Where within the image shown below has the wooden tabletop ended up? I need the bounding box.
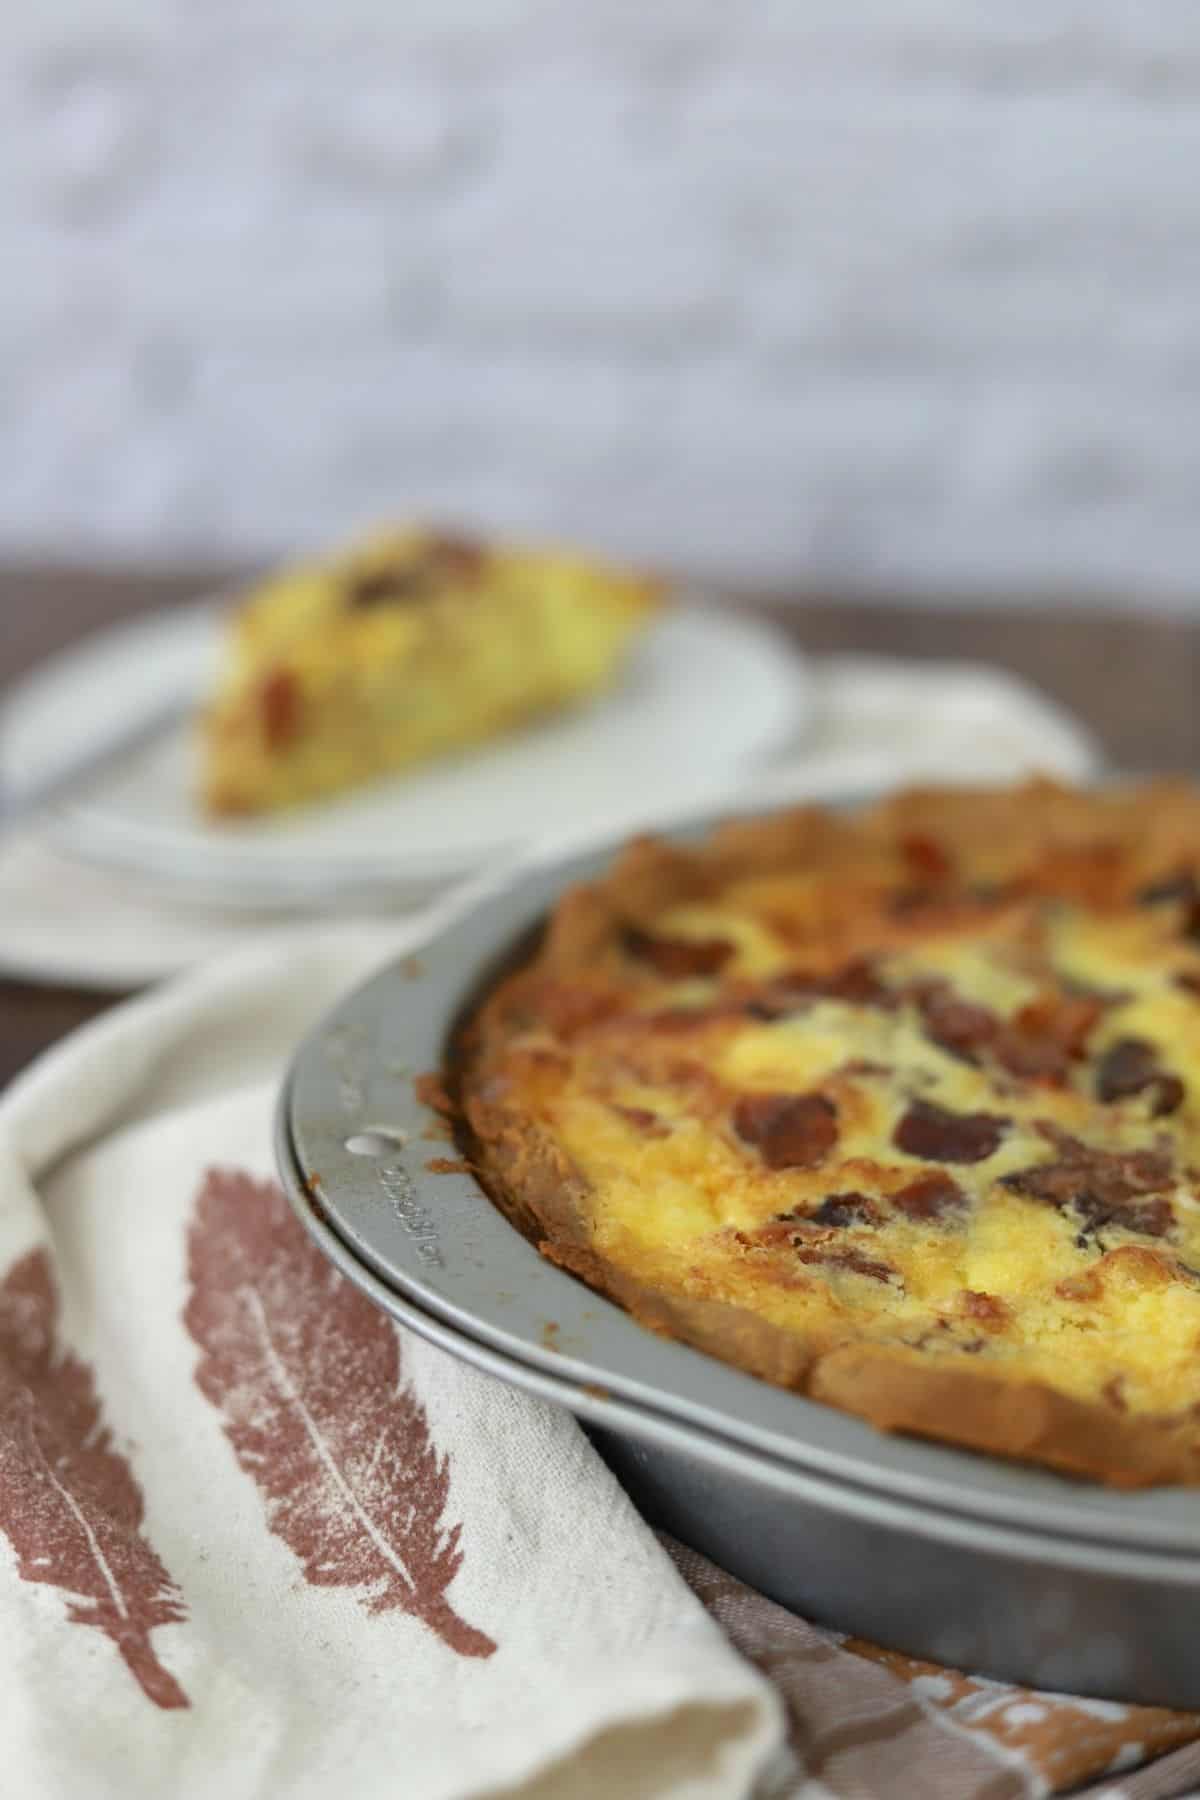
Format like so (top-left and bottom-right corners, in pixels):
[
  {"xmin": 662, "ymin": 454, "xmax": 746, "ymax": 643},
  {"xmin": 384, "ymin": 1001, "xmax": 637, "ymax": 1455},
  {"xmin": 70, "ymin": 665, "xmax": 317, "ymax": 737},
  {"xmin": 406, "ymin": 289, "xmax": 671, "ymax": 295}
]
[{"xmin": 2, "ymin": 563, "xmax": 1196, "ymax": 1089}]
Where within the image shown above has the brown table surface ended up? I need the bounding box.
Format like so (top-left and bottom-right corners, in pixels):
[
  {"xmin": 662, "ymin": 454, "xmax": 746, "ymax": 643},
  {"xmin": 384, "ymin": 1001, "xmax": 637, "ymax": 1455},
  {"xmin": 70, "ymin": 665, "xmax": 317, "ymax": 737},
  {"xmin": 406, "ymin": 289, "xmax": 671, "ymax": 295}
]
[{"xmin": 2, "ymin": 563, "xmax": 1197, "ymax": 1090}]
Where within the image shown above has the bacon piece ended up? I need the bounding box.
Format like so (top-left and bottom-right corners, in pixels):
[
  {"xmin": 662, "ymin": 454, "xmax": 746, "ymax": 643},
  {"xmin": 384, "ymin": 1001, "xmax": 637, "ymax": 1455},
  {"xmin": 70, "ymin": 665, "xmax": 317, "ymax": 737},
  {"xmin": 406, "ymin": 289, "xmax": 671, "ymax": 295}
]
[
  {"xmin": 990, "ymin": 1033, "xmax": 1070, "ymax": 1083},
  {"xmin": 892, "ymin": 1170, "xmax": 967, "ymax": 1221},
  {"xmin": 260, "ymin": 668, "xmax": 300, "ymax": 749},
  {"xmin": 1095, "ymin": 1037, "xmax": 1185, "ymax": 1117},
  {"xmin": 609, "ymin": 1104, "xmax": 670, "ymax": 1138},
  {"xmin": 899, "ymin": 833, "xmax": 954, "ymax": 881},
  {"xmin": 794, "ymin": 1245, "xmax": 896, "ymax": 1284},
  {"xmin": 1012, "ymin": 993, "xmax": 1103, "ymax": 1060},
  {"xmin": 889, "ymin": 881, "xmax": 1017, "ymax": 917},
  {"xmin": 1001, "ymin": 1126, "xmax": 1174, "ymax": 1239},
  {"xmin": 733, "ymin": 1092, "xmax": 838, "ymax": 1170},
  {"xmin": 745, "ymin": 957, "xmax": 893, "ymax": 1020},
  {"xmin": 915, "ymin": 981, "xmax": 1099, "ymax": 1082},
  {"xmin": 890, "ymin": 860, "xmax": 1024, "ymax": 920},
  {"xmin": 348, "ymin": 565, "xmax": 431, "ymax": 607},
  {"xmin": 1044, "ymin": 1123, "xmax": 1171, "ymax": 1188},
  {"xmin": 960, "ymin": 1290, "xmax": 1011, "ymax": 1330},
  {"xmin": 827, "ymin": 1248, "xmax": 896, "ymax": 1283},
  {"xmin": 893, "ymin": 1099, "xmax": 1008, "ymax": 1165},
  {"xmin": 1153, "ymin": 1077, "xmax": 1185, "ymax": 1120},
  {"xmin": 821, "ymin": 958, "xmax": 895, "ymax": 1005},
  {"xmin": 742, "ymin": 995, "xmax": 790, "ymax": 1022},
  {"xmin": 809, "ymin": 1192, "xmax": 882, "ymax": 1229},
  {"xmin": 348, "ymin": 534, "xmax": 486, "ymax": 607},
  {"xmin": 622, "ymin": 927, "xmax": 734, "ymax": 979},
  {"xmin": 917, "ymin": 986, "xmax": 997, "ymax": 1065},
  {"xmin": 427, "ymin": 531, "xmax": 487, "ymax": 579},
  {"xmin": 1058, "ymin": 973, "xmax": 1132, "ymax": 1006},
  {"xmin": 1074, "ymin": 1191, "xmax": 1174, "ymax": 1240},
  {"xmin": 1137, "ymin": 869, "xmax": 1199, "ymax": 906},
  {"xmin": 1096, "ymin": 1037, "xmax": 1159, "ymax": 1100},
  {"xmin": 642, "ymin": 1007, "xmax": 725, "ymax": 1034},
  {"xmin": 989, "ymin": 992, "xmax": 1104, "ymax": 1084},
  {"xmin": 969, "ymin": 879, "xmax": 1023, "ymax": 904},
  {"xmin": 887, "ymin": 887, "xmax": 940, "ymax": 916},
  {"xmin": 741, "ymin": 1215, "xmax": 895, "ymax": 1284}
]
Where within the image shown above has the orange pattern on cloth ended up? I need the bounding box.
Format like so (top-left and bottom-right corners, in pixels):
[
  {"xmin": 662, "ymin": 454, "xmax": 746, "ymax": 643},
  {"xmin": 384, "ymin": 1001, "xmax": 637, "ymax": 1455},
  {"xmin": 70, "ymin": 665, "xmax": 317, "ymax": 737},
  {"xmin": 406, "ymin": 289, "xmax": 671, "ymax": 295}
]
[
  {"xmin": 665, "ymin": 1536, "xmax": 1200, "ymax": 1798},
  {"xmin": 850, "ymin": 1641, "xmax": 1200, "ymax": 1796}
]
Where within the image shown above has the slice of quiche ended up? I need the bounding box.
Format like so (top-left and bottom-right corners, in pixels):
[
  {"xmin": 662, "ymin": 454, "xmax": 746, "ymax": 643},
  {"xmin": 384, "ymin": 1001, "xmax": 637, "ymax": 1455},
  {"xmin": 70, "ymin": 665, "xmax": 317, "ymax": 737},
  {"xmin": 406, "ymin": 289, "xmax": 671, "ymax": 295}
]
[{"xmin": 199, "ymin": 525, "xmax": 663, "ymax": 815}]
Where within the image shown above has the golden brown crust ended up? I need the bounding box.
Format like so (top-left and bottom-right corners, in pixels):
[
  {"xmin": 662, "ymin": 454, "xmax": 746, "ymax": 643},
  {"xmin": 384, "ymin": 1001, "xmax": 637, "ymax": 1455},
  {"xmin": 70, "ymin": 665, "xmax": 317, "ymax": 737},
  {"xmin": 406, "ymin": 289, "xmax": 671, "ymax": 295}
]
[
  {"xmin": 455, "ymin": 780, "xmax": 1200, "ymax": 1486},
  {"xmin": 807, "ymin": 1346, "xmax": 1200, "ymax": 1489},
  {"xmin": 463, "ymin": 1074, "xmax": 817, "ymax": 1391}
]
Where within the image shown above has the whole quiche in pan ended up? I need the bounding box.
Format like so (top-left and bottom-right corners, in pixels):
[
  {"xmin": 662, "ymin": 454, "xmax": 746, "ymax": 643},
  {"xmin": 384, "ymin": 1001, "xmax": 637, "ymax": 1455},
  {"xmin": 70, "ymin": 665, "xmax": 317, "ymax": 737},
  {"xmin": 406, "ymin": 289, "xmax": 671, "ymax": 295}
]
[{"xmin": 458, "ymin": 781, "xmax": 1200, "ymax": 1487}]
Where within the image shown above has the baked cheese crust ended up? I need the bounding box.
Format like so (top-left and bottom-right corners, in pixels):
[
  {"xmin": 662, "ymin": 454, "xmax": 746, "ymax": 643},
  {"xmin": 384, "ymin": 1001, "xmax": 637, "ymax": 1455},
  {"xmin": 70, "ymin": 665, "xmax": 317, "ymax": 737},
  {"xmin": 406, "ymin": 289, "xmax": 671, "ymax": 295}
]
[{"xmin": 458, "ymin": 781, "xmax": 1200, "ymax": 1486}]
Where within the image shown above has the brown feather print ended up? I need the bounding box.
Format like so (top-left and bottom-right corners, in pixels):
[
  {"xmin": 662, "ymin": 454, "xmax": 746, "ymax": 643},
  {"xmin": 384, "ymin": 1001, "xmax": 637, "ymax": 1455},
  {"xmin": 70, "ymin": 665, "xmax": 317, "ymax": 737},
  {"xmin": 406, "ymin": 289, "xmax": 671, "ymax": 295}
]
[
  {"xmin": 185, "ymin": 1170, "xmax": 496, "ymax": 1659},
  {"xmin": 0, "ymin": 1248, "xmax": 189, "ymax": 1708}
]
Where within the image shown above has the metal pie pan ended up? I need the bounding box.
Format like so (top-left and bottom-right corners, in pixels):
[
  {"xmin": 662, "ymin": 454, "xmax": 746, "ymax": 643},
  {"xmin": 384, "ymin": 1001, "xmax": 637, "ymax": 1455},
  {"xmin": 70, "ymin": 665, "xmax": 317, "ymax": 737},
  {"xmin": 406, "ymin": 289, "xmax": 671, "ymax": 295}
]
[{"xmin": 277, "ymin": 813, "xmax": 1200, "ymax": 1704}]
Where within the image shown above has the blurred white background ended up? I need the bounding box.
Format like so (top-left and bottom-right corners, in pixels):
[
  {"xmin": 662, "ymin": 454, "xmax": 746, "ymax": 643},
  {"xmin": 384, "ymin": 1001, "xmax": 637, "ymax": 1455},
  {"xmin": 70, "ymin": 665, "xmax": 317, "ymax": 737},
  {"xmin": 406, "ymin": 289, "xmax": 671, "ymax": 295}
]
[{"xmin": 5, "ymin": 2, "xmax": 1200, "ymax": 607}]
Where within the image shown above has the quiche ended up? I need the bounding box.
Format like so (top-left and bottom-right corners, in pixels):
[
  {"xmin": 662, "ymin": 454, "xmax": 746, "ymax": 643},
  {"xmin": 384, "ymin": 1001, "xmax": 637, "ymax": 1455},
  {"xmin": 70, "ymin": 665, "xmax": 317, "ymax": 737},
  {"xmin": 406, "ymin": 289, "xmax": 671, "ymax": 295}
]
[
  {"xmin": 458, "ymin": 780, "xmax": 1200, "ymax": 1487},
  {"xmin": 200, "ymin": 524, "xmax": 662, "ymax": 815}
]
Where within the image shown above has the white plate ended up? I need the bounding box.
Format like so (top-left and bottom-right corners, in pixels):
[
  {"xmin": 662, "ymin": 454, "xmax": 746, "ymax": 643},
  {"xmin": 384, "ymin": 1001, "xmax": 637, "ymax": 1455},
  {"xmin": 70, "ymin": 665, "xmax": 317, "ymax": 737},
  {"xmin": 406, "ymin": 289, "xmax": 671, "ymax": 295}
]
[{"xmin": 0, "ymin": 598, "xmax": 810, "ymax": 911}]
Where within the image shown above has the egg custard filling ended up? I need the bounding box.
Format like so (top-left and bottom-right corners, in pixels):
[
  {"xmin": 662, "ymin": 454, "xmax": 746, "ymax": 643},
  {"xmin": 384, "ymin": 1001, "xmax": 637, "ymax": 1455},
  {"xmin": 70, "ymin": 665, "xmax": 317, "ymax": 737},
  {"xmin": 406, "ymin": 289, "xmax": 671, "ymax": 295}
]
[{"xmin": 458, "ymin": 781, "xmax": 1200, "ymax": 1486}]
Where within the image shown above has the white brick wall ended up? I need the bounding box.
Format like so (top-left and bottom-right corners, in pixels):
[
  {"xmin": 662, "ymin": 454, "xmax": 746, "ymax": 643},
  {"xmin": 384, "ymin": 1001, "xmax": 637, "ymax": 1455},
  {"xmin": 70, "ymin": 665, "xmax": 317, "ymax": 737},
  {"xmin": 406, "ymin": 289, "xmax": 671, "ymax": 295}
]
[{"xmin": 5, "ymin": 1, "xmax": 1200, "ymax": 607}]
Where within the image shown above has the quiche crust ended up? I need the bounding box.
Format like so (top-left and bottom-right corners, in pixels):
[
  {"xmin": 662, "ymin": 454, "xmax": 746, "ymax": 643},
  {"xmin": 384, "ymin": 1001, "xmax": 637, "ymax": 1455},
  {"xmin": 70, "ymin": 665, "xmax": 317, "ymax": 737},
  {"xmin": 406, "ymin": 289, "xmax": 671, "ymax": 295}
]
[{"xmin": 456, "ymin": 781, "xmax": 1200, "ymax": 1486}]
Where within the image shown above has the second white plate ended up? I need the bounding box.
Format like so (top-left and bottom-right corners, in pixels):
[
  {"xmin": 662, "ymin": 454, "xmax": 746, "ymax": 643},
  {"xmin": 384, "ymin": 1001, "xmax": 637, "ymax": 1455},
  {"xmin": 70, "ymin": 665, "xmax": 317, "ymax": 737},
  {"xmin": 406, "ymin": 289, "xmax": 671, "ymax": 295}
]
[{"xmin": 1, "ymin": 598, "xmax": 811, "ymax": 911}]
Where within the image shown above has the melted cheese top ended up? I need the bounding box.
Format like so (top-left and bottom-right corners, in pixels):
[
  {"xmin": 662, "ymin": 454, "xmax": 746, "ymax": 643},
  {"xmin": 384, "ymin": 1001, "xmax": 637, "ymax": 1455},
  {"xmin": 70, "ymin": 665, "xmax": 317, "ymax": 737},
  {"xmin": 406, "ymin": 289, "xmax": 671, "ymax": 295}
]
[{"xmin": 503, "ymin": 857, "xmax": 1200, "ymax": 1420}]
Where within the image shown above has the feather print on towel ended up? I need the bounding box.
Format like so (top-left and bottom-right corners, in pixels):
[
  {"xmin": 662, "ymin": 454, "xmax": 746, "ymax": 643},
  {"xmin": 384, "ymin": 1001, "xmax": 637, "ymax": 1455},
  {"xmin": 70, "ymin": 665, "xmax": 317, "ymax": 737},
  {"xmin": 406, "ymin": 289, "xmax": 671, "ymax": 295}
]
[
  {"xmin": 184, "ymin": 1170, "xmax": 496, "ymax": 1659},
  {"xmin": 0, "ymin": 1248, "xmax": 189, "ymax": 1708}
]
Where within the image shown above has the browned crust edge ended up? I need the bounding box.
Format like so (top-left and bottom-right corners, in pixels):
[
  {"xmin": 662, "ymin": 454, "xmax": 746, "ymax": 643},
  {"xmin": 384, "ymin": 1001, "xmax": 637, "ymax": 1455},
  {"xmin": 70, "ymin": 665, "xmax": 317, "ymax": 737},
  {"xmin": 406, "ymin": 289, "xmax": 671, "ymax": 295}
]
[{"xmin": 454, "ymin": 781, "xmax": 1200, "ymax": 1488}]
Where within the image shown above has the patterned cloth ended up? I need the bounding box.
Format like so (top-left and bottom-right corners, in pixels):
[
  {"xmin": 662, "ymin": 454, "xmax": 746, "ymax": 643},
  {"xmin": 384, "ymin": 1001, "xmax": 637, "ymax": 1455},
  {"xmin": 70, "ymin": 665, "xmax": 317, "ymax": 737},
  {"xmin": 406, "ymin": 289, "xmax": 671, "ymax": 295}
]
[{"xmin": 669, "ymin": 1541, "xmax": 1200, "ymax": 1798}]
